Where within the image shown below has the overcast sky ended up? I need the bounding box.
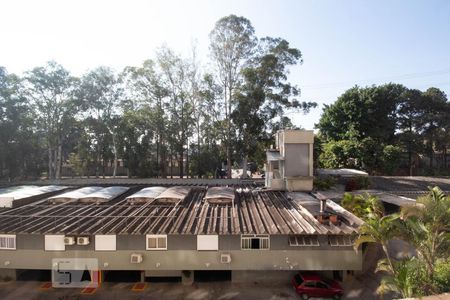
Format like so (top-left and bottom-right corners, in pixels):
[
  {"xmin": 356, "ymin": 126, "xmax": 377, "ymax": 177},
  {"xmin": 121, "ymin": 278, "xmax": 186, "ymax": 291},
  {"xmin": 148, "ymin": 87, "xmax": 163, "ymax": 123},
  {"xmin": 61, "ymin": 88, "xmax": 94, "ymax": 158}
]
[{"xmin": 1, "ymin": 0, "xmax": 449, "ymax": 130}]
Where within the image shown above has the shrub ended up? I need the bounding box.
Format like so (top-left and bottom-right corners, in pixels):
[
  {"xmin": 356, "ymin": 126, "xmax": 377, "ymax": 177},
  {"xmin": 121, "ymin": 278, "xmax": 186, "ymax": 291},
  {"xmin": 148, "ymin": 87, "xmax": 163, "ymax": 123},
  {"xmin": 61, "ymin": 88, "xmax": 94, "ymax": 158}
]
[{"xmin": 313, "ymin": 176, "xmax": 337, "ymax": 190}]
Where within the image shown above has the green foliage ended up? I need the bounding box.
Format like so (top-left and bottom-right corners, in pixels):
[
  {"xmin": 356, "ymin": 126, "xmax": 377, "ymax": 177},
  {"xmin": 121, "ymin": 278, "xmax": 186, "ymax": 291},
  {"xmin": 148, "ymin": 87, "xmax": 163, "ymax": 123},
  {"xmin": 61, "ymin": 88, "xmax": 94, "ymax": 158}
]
[
  {"xmin": 319, "ymin": 140, "xmax": 361, "ymax": 169},
  {"xmin": 341, "ymin": 192, "xmax": 383, "ymax": 219},
  {"xmin": 376, "ymin": 257, "xmax": 428, "ymax": 298},
  {"xmin": 434, "ymin": 258, "xmax": 450, "ymax": 293},
  {"xmin": 313, "ymin": 176, "xmax": 336, "ymax": 190},
  {"xmin": 317, "ymin": 84, "xmax": 450, "ymax": 175},
  {"xmin": 355, "ymin": 187, "xmax": 450, "ymax": 298}
]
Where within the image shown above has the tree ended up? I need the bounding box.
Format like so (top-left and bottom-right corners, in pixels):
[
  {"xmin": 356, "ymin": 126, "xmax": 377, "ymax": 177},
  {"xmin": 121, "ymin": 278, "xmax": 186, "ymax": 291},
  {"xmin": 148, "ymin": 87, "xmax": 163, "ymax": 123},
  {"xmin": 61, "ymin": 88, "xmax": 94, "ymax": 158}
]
[
  {"xmin": 122, "ymin": 60, "xmax": 169, "ymax": 177},
  {"xmin": 209, "ymin": 14, "xmax": 257, "ymax": 178},
  {"xmin": 78, "ymin": 67, "xmax": 122, "ymax": 177},
  {"xmin": 232, "ymin": 37, "xmax": 316, "ymax": 177},
  {"xmin": 24, "ymin": 61, "xmax": 78, "ymax": 179},
  {"xmin": 157, "ymin": 46, "xmax": 194, "ymax": 178},
  {"xmin": 0, "ymin": 67, "xmax": 42, "ymax": 179},
  {"xmin": 399, "ymin": 186, "xmax": 450, "ymax": 292}
]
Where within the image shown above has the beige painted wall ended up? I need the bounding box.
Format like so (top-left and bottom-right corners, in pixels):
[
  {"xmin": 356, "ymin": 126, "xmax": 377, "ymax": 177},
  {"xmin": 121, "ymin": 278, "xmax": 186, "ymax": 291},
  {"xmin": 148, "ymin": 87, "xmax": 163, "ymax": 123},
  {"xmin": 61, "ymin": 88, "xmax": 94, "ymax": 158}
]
[{"xmin": 0, "ymin": 249, "xmax": 361, "ymax": 271}]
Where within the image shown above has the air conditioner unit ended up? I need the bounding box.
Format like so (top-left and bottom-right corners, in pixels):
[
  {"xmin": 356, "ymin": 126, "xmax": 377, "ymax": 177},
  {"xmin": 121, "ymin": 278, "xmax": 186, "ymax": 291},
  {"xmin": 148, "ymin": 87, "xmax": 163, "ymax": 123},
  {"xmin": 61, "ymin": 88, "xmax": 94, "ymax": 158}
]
[
  {"xmin": 77, "ymin": 237, "xmax": 90, "ymax": 245},
  {"xmin": 130, "ymin": 253, "xmax": 143, "ymax": 264},
  {"xmin": 64, "ymin": 236, "xmax": 75, "ymax": 245},
  {"xmin": 220, "ymin": 253, "xmax": 231, "ymax": 264}
]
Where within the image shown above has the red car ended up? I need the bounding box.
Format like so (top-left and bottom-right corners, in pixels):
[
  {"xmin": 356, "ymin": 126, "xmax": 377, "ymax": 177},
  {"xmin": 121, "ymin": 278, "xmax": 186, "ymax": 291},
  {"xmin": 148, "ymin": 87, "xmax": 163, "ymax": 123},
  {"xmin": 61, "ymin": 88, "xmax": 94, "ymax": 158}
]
[{"xmin": 292, "ymin": 272, "xmax": 343, "ymax": 299}]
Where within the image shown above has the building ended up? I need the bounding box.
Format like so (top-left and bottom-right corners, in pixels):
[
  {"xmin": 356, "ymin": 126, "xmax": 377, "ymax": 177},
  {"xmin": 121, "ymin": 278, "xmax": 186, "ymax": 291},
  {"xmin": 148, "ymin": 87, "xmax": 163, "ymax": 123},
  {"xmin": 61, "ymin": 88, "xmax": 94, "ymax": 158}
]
[
  {"xmin": 0, "ymin": 183, "xmax": 362, "ymax": 284},
  {"xmin": 265, "ymin": 130, "xmax": 314, "ymax": 191}
]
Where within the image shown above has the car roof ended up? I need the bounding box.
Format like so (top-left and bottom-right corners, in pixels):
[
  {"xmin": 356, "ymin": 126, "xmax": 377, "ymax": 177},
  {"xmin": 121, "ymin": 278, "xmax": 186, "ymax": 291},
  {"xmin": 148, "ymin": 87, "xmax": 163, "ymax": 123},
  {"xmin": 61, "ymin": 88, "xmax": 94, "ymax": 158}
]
[{"xmin": 299, "ymin": 273, "xmax": 322, "ymax": 281}]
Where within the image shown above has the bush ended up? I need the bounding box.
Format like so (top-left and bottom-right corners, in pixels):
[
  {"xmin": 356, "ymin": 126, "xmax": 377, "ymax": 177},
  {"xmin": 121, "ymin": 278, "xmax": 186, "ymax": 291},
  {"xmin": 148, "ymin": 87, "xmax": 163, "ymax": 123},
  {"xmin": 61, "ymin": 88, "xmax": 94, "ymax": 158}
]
[
  {"xmin": 313, "ymin": 176, "xmax": 337, "ymax": 190},
  {"xmin": 434, "ymin": 259, "xmax": 450, "ymax": 293},
  {"xmin": 345, "ymin": 176, "xmax": 370, "ymax": 191}
]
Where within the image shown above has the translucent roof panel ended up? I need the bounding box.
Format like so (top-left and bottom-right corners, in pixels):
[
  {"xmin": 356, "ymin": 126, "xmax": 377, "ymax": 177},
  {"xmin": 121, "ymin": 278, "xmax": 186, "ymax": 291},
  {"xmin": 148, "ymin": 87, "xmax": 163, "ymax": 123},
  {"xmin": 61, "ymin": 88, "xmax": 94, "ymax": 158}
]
[
  {"xmin": 155, "ymin": 186, "xmax": 191, "ymax": 204},
  {"xmin": 126, "ymin": 186, "xmax": 167, "ymax": 204},
  {"xmin": 0, "ymin": 185, "xmax": 68, "ymax": 208},
  {"xmin": 79, "ymin": 186, "xmax": 129, "ymax": 203},
  {"xmin": 48, "ymin": 186, "xmax": 103, "ymax": 203},
  {"xmin": 204, "ymin": 187, "xmax": 235, "ymax": 204},
  {"xmin": 0, "ymin": 185, "xmax": 39, "ymax": 195}
]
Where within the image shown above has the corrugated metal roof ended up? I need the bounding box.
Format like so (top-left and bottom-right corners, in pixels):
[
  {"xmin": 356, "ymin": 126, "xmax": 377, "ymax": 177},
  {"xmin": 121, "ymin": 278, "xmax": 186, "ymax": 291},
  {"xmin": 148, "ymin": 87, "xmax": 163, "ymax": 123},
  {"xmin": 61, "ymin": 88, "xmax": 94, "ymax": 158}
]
[
  {"xmin": 0, "ymin": 187, "xmax": 360, "ymax": 235},
  {"xmin": 126, "ymin": 186, "xmax": 167, "ymax": 204}
]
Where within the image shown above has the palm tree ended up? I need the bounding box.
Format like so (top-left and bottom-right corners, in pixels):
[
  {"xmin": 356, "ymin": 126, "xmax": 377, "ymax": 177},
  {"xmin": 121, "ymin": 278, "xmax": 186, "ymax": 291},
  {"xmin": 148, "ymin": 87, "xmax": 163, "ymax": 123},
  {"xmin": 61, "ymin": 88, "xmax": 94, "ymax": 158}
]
[
  {"xmin": 375, "ymin": 257, "xmax": 426, "ymax": 298},
  {"xmin": 398, "ymin": 186, "xmax": 450, "ymax": 292},
  {"xmin": 354, "ymin": 214, "xmax": 400, "ymax": 274}
]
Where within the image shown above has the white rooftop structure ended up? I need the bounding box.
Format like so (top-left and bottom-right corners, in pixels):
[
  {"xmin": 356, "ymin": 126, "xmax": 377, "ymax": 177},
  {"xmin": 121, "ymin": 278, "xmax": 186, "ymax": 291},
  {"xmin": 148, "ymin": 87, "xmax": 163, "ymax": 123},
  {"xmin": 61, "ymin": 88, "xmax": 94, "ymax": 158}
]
[
  {"xmin": 0, "ymin": 185, "xmax": 68, "ymax": 208},
  {"xmin": 79, "ymin": 186, "xmax": 129, "ymax": 203},
  {"xmin": 155, "ymin": 186, "xmax": 191, "ymax": 204},
  {"xmin": 48, "ymin": 186, "xmax": 103, "ymax": 203},
  {"xmin": 316, "ymin": 168, "xmax": 368, "ymax": 177},
  {"xmin": 126, "ymin": 186, "xmax": 167, "ymax": 204}
]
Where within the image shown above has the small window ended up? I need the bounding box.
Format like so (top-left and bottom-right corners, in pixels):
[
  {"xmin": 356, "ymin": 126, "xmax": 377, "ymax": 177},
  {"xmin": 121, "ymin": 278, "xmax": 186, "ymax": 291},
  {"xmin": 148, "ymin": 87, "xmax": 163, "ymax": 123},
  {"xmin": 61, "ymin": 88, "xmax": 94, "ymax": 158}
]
[
  {"xmin": 328, "ymin": 235, "xmax": 355, "ymax": 246},
  {"xmin": 0, "ymin": 234, "xmax": 16, "ymax": 250},
  {"xmin": 289, "ymin": 235, "xmax": 320, "ymax": 246},
  {"xmin": 241, "ymin": 234, "xmax": 269, "ymax": 250},
  {"xmin": 317, "ymin": 281, "xmax": 329, "ymax": 289},
  {"xmin": 304, "ymin": 281, "xmax": 315, "ymax": 287},
  {"xmin": 146, "ymin": 235, "xmax": 167, "ymax": 250}
]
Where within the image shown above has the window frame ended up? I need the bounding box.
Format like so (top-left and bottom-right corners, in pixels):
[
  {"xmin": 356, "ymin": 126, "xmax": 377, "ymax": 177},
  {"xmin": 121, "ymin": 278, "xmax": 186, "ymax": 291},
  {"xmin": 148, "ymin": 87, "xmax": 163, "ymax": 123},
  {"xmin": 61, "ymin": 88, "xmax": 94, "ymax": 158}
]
[
  {"xmin": 328, "ymin": 235, "xmax": 355, "ymax": 246},
  {"xmin": 289, "ymin": 235, "xmax": 320, "ymax": 247},
  {"xmin": 241, "ymin": 234, "xmax": 270, "ymax": 250},
  {"xmin": 146, "ymin": 234, "xmax": 167, "ymax": 250},
  {"xmin": 0, "ymin": 234, "xmax": 16, "ymax": 250}
]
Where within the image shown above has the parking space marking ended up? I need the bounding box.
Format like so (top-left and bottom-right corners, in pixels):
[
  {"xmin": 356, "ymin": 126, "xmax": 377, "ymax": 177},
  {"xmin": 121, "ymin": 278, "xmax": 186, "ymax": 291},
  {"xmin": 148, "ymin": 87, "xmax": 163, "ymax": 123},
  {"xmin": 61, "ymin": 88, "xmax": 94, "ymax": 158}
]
[
  {"xmin": 131, "ymin": 283, "xmax": 147, "ymax": 292},
  {"xmin": 81, "ymin": 287, "xmax": 97, "ymax": 295},
  {"xmin": 39, "ymin": 282, "xmax": 52, "ymax": 290}
]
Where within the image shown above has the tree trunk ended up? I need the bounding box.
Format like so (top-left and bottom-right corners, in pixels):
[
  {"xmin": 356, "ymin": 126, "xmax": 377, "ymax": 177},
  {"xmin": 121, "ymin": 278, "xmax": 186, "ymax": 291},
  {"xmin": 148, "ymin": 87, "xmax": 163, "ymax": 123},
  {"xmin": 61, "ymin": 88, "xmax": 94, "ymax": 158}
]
[
  {"xmin": 111, "ymin": 132, "xmax": 118, "ymax": 178},
  {"xmin": 242, "ymin": 155, "xmax": 248, "ymax": 179},
  {"xmin": 55, "ymin": 142, "xmax": 62, "ymax": 179},
  {"xmin": 48, "ymin": 145, "xmax": 54, "ymax": 180}
]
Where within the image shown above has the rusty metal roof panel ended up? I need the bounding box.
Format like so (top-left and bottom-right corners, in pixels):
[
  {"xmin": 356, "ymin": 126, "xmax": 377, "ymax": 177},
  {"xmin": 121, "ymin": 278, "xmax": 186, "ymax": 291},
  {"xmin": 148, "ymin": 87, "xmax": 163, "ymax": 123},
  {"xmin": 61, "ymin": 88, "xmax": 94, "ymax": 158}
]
[{"xmin": 0, "ymin": 186, "xmax": 361, "ymax": 236}]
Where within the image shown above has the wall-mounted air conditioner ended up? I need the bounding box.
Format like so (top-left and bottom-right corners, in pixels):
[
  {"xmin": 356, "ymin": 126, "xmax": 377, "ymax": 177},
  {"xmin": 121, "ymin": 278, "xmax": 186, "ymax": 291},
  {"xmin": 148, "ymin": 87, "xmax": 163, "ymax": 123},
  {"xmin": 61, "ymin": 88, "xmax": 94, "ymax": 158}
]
[
  {"xmin": 77, "ymin": 237, "xmax": 90, "ymax": 245},
  {"xmin": 130, "ymin": 253, "xmax": 143, "ymax": 264},
  {"xmin": 220, "ymin": 253, "xmax": 231, "ymax": 264},
  {"xmin": 64, "ymin": 236, "xmax": 75, "ymax": 245}
]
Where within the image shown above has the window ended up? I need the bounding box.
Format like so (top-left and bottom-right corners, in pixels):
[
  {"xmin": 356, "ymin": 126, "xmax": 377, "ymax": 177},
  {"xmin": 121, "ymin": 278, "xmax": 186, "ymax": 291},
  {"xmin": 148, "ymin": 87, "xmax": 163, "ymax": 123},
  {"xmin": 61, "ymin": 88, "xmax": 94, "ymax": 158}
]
[
  {"xmin": 45, "ymin": 235, "xmax": 65, "ymax": 251},
  {"xmin": 0, "ymin": 234, "xmax": 16, "ymax": 250},
  {"xmin": 146, "ymin": 235, "xmax": 167, "ymax": 250},
  {"xmin": 197, "ymin": 235, "xmax": 218, "ymax": 251},
  {"xmin": 95, "ymin": 235, "xmax": 116, "ymax": 251},
  {"xmin": 289, "ymin": 235, "xmax": 320, "ymax": 246},
  {"xmin": 241, "ymin": 234, "xmax": 269, "ymax": 250},
  {"xmin": 328, "ymin": 235, "xmax": 355, "ymax": 246}
]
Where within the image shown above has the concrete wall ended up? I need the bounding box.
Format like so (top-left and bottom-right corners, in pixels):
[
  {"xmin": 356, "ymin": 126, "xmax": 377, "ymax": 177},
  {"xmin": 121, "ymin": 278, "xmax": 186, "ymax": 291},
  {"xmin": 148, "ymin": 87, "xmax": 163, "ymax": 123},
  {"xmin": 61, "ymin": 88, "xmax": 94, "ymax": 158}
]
[
  {"xmin": 12, "ymin": 234, "xmax": 353, "ymax": 252},
  {"xmin": 285, "ymin": 144, "xmax": 310, "ymax": 177},
  {"xmin": 0, "ymin": 249, "xmax": 362, "ymax": 271}
]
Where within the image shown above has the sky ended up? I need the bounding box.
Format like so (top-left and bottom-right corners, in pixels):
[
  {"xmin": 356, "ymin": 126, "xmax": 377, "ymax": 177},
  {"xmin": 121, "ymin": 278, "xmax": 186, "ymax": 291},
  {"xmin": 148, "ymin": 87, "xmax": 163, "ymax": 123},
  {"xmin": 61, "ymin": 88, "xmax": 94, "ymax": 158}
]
[{"xmin": 1, "ymin": 0, "xmax": 450, "ymax": 130}]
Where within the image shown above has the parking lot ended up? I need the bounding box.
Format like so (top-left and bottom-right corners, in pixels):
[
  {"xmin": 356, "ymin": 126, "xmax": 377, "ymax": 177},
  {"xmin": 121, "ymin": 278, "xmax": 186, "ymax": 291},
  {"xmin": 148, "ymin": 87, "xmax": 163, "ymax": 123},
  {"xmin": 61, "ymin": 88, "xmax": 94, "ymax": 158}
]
[{"xmin": 0, "ymin": 276, "xmax": 384, "ymax": 300}]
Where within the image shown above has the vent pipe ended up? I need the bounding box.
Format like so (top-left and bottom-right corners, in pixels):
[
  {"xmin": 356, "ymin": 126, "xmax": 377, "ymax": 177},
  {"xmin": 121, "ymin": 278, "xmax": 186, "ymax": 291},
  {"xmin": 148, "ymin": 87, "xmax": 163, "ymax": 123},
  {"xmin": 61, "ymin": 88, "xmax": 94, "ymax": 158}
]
[{"xmin": 320, "ymin": 199, "xmax": 327, "ymax": 214}]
